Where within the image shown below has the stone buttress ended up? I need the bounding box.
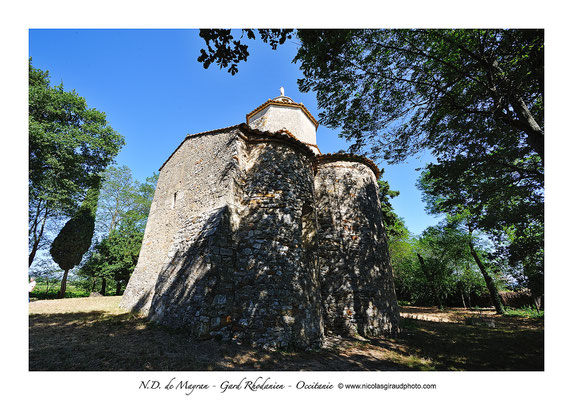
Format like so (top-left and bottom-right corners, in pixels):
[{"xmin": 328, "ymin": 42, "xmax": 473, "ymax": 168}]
[
  {"xmin": 231, "ymin": 127, "xmax": 323, "ymax": 348},
  {"xmin": 314, "ymin": 155, "xmax": 400, "ymax": 337}
]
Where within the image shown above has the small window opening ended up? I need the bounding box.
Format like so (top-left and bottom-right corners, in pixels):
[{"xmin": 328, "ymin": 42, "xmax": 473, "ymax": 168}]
[{"xmin": 172, "ymin": 192, "xmax": 177, "ymax": 209}]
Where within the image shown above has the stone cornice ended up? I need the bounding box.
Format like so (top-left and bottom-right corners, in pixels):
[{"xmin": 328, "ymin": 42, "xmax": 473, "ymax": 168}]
[
  {"xmin": 237, "ymin": 123, "xmax": 317, "ymax": 159},
  {"xmin": 315, "ymin": 153, "xmax": 381, "ymax": 179},
  {"xmin": 159, "ymin": 125, "xmax": 380, "ymax": 180},
  {"xmin": 246, "ymin": 99, "xmax": 319, "ymax": 128},
  {"xmin": 261, "ymin": 125, "xmax": 321, "ymax": 154}
]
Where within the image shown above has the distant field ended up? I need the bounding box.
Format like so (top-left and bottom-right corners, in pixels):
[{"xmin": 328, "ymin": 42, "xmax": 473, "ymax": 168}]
[
  {"xmin": 29, "ymin": 282, "xmax": 117, "ymax": 300},
  {"xmin": 29, "ymin": 297, "xmax": 543, "ymax": 371}
]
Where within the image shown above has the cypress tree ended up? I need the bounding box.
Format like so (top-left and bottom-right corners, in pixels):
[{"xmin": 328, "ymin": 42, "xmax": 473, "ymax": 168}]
[{"xmin": 50, "ymin": 179, "xmax": 101, "ymax": 298}]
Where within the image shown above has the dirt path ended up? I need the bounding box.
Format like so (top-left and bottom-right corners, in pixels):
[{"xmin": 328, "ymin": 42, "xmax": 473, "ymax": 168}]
[{"xmin": 400, "ymin": 305, "xmax": 543, "ymax": 329}]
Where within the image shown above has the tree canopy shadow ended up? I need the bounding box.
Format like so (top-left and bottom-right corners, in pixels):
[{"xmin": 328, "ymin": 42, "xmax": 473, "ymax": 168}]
[
  {"xmin": 29, "ymin": 308, "xmax": 542, "ymax": 371},
  {"xmin": 29, "ymin": 311, "xmax": 409, "ymax": 371}
]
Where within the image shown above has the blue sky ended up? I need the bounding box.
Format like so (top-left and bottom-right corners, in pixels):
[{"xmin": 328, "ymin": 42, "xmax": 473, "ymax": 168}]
[{"xmin": 29, "ymin": 29, "xmax": 440, "ymax": 234}]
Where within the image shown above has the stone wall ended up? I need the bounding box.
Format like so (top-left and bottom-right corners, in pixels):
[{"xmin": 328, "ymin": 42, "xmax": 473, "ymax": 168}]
[
  {"xmin": 314, "ymin": 159, "xmax": 400, "ymax": 337},
  {"xmin": 146, "ymin": 205, "xmax": 237, "ymax": 338},
  {"xmin": 119, "ymin": 129, "xmax": 240, "ymax": 315}
]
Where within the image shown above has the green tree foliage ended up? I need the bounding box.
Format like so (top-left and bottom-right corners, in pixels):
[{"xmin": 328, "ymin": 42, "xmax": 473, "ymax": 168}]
[
  {"xmin": 415, "ymin": 224, "xmax": 476, "ymax": 309},
  {"xmin": 86, "ymin": 220, "xmax": 144, "ymax": 295},
  {"xmin": 198, "ymin": 29, "xmax": 542, "ymax": 162},
  {"xmin": 450, "ymin": 214, "xmax": 507, "ymax": 313},
  {"xmin": 29, "ymin": 60, "xmax": 125, "ymax": 266},
  {"xmin": 504, "ymin": 221, "xmax": 543, "ymax": 308},
  {"xmin": 197, "ymin": 29, "xmax": 294, "ymax": 75},
  {"xmin": 96, "ymin": 166, "xmax": 158, "ymax": 236},
  {"xmin": 294, "ymin": 30, "xmax": 543, "ymax": 162},
  {"xmin": 96, "ymin": 165, "xmax": 137, "ymax": 235},
  {"xmin": 50, "ymin": 181, "xmax": 100, "ymax": 298},
  {"xmin": 389, "ymin": 221, "xmax": 494, "ymax": 308},
  {"xmin": 418, "ymin": 162, "xmax": 541, "ymax": 308},
  {"xmin": 78, "ymin": 248, "xmax": 103, "ymax": 293},
  {"xmin": 134, "ymin": 172, "xmax": 159, "ymax": 229},
  {"xmin": 80, "ymin": 167, "xmax": 158, "ymax": 295},
  {"xmin": 377, "ymin": 179, "xmax": 404, "ymax": 239},
  {"xmin": 386, "ymin": 225, "xmax": 419, "ymax": 300}
]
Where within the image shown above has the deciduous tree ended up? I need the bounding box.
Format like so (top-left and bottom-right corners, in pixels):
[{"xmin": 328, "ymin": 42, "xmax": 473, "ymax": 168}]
[
  {"xmin": 90, "ymin": 219, "xmax": 144, "ymax": 295},
  {"xmin": 80, "ymin": 168, "xmax": 157, "ymax": 295},
  {"xmin": 198, "ymin": 29, "xmax": 543, "ymax": 164},
  {"xmin": 29, "ymin": 61, "xmax": 124, "ymax": 266},
  {"xmin": 198, "ymin": 29, "xmax": 293, "ymax": 75}
]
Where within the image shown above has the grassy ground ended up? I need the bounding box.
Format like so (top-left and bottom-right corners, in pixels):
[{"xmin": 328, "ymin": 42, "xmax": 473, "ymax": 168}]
[
  {"xmin": 29, "ymin": 297, "xmax": 543, "ymax": 371},
  {"xmin": 30, "ymin": 282, "xmax": 115, "ymax": 300}
]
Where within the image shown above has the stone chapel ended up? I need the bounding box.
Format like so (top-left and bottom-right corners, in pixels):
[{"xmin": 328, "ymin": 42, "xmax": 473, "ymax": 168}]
[{"xmin": 120, "ymin": 90, "xmax": 400, "ymax": 349}]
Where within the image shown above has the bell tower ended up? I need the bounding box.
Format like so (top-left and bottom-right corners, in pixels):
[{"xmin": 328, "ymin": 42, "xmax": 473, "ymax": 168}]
[{"xmin": 246, "ymin": 88, "xmax": 320, "ymax": 154}]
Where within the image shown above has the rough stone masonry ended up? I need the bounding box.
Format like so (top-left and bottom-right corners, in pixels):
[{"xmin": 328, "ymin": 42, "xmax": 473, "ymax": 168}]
[{"xmin": 120, "ymin": 93, "xmax": 400, "ymax": 349}]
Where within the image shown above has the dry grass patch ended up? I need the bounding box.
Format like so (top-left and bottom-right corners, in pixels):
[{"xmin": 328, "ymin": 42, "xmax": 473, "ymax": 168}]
[{"xmin": 30, "ymin": 296, "xmax": 124, "ymax": 315}]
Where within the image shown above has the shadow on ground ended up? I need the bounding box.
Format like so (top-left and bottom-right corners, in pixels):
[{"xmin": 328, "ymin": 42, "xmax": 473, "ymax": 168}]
[
  {"xmin": 29, "ymin": 312, "xmax": 409, "ymax": 371},
  {"xmin": 29, "ymin": 308, "xmax": 543, "ymax": 371},
  {"xmin": 397, "ymin": 318, "xmax": 543, "ymax": 371}
]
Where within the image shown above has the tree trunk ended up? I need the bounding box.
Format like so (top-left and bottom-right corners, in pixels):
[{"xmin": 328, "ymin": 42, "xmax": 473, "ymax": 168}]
[
  {"xmin": 417, "ymin": 253, "xmax": 443, "ymax": 309},
  {"xmin": 509, "ymin": 98, "xmax": 544, "ymax": 163},
  {"xmin": 115, "ymin": 280, "xmax": 122, "ymax": 295},
  {"xmin": 59, "ymin": 269, "xmax": 69, "ymax": 298},
  {"xmin": 29, "ymin": 209, "xmax": 48, "ymax": 267},
  {"xmin": 468, "ymin": 239, "xmax": 505, "ymax": 314},
  {"xmin": 100, "ymin": 278, "xmax": 107, "ymax": 296},
  {"xmin": 28, "ymin": 237, "xmax": 41, "ymax": 267},
  {"xmin": 489, "ymin": 59, "xmax": 544, "ymax": 162}
]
